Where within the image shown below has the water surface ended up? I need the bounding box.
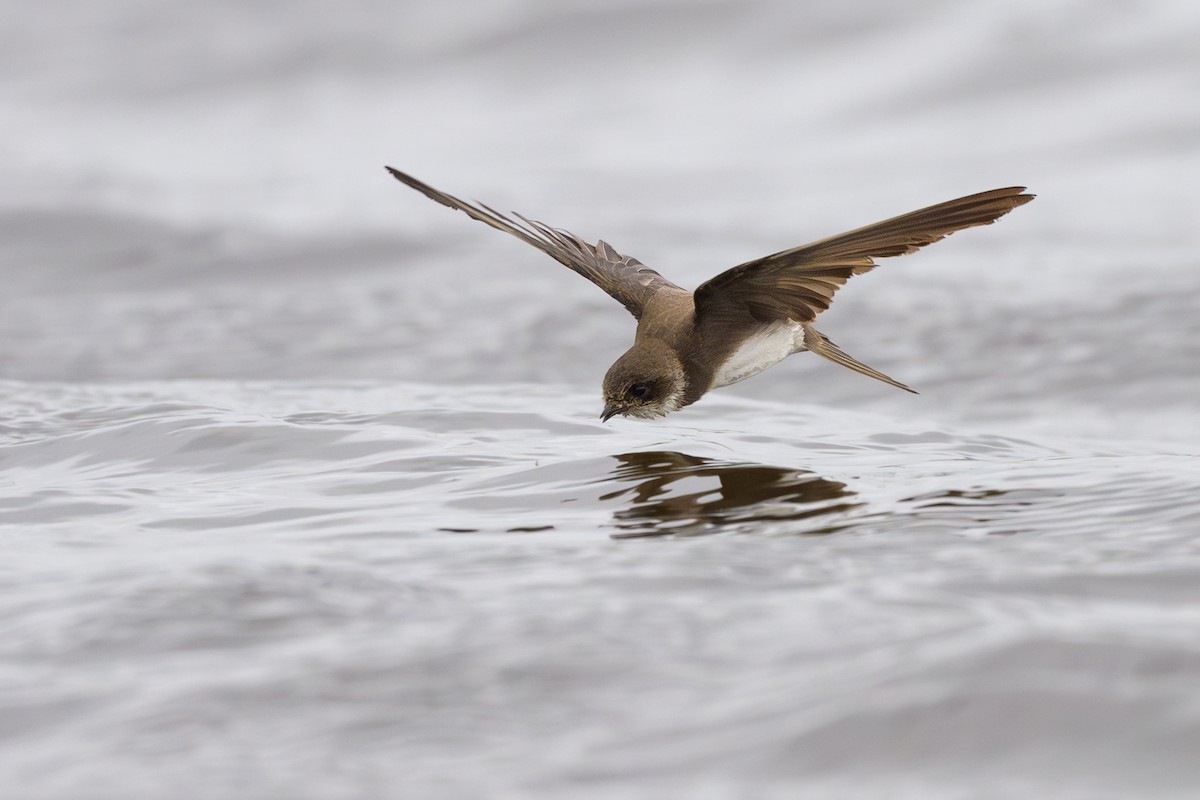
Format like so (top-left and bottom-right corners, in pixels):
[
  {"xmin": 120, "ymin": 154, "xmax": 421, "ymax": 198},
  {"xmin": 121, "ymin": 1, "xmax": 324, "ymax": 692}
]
[{"xmin": 2, "ymin": 1, "xmax": 1199, "ymax": 798}]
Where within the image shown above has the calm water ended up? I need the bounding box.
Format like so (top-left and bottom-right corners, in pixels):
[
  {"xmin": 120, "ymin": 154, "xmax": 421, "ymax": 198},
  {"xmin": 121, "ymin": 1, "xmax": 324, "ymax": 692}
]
[{"xmin": 3, "ymin": 1, "xmax": 1200, "ymax": 798}]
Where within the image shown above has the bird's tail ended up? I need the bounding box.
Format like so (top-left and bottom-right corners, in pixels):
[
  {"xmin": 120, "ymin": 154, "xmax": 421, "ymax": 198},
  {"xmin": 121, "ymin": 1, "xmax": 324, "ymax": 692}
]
[{"xmin": 802, "ymin": 324, "xmax": 917, "ymax": 394}]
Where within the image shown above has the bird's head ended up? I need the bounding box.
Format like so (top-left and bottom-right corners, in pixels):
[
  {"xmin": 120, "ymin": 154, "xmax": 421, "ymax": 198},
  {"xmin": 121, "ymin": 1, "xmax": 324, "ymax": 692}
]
[{"xmin": 600, "ymin": 341, "xmax": 687, "ymax": 421}]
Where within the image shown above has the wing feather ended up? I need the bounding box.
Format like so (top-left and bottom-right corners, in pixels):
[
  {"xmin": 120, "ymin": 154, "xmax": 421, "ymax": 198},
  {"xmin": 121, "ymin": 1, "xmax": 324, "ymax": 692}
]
[
  {"xmin": 386, "ymin": 167, "xmax": 680, "ymax": 318},
  {"xmin": 695, "ymin": 187, "xmax": 1033, "ymax": 325}
]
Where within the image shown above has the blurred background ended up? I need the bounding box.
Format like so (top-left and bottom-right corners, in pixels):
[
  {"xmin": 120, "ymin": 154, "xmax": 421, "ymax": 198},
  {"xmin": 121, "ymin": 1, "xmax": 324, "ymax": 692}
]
[
  {"xmin": 3, "ymin": 3, "xmax": 1200, "ymax": 799},
  {"xmin": 2, "ymin": 0, "xmax": 1197, "ymax": 440}
]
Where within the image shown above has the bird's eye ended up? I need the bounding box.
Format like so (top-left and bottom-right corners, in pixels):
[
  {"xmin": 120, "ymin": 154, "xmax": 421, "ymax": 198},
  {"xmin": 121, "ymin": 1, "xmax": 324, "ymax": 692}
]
[{"xmin": 629, "ymin": 383, "xmax": 648, "ymax": 398}]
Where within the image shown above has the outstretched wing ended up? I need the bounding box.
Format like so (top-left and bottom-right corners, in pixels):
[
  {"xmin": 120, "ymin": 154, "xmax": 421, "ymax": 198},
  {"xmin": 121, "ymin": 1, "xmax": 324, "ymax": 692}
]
[
  {"xmin": 693, "ymin": 187, "xmax": 1033, "ymax": 325},
  {"xmin": 386, "ymin": 167, "xmax": 681, "ymax": 319}
]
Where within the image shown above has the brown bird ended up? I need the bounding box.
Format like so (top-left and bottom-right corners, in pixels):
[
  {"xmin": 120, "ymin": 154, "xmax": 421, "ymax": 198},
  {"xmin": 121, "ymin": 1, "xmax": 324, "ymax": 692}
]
[{"xmin": 386, "ymin": 167, "xmax": 1032, "ymax": 421}]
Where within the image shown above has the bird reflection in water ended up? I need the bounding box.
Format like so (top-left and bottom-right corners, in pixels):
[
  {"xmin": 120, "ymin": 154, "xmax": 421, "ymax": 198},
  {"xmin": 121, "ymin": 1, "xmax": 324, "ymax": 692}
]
[{"xmin": 602, "ymin": 451, "xmax": 859, "ymax": 538}]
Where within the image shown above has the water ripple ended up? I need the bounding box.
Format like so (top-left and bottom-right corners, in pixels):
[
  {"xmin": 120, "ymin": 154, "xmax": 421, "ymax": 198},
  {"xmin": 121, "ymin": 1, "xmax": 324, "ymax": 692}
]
[{"xmin": 2, "ymin": 380, "xmax": 1199, "ymax": 800}]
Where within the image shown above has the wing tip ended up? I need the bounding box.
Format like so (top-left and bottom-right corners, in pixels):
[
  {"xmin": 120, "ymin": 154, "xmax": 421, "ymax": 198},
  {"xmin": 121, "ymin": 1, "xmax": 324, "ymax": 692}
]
[
  {"xmin": 384, "ymin": 165, "xmax": 421, "ymax": 190},
  {"xmin": 990, "ymin": 188, "xmax": 1036, "ymax": 222},
  {"xmin": 385, "ymin": 166, "xmax": 426, "ymax": 191},
  {"xmin": 1005, "ymin": 187, "xmax": 1036, "ymax": 205},
  {"xmin": 997, "ymin": 186, "xmax": 1036, "ymax": 208}
]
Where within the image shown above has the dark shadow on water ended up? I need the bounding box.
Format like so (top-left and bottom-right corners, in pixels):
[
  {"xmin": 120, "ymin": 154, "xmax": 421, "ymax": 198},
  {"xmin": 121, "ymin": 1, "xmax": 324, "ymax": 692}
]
[{"xmin": 602, "ymin": 451, "xmax": 859, "ymax": 539}]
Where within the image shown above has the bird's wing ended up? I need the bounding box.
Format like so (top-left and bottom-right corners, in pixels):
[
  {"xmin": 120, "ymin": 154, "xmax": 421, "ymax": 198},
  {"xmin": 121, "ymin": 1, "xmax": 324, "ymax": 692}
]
[
  {"xmin": 386, "ymin": 167, "xmax": 681, "ymax": 319},
  {"xmin": 693, "ymin": 187, "xmax": 1034, "ymax": 326}
]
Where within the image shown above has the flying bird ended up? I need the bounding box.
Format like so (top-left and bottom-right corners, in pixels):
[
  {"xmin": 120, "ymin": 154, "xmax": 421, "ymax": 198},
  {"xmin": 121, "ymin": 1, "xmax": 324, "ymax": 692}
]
[{"xmin": 386, "ymin": 167, "xmax": 1032, "ymax": 421}]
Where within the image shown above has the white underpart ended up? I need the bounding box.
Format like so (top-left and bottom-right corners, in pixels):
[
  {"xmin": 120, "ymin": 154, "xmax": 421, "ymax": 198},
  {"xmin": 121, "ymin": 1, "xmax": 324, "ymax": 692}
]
[{"xmin": 710, "ymin": 321, "xmax": 806, "ymax": 389}]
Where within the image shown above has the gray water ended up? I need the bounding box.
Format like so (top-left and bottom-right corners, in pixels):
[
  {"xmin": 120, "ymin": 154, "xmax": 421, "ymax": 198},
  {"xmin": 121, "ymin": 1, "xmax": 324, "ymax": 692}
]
[{"xmin": 3, "ymin": 1, "xmax": 1200, "ymax": 798}]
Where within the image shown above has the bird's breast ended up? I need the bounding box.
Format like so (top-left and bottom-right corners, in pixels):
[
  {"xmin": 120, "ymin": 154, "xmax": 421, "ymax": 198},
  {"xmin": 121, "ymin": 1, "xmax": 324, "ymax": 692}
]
[{"xmin": 709, "ymin": 321, "xmax": 805, "ymax": 390}]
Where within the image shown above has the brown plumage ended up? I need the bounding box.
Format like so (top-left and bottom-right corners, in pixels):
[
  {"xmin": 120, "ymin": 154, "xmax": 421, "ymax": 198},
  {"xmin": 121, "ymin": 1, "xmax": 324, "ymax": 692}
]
[{"xmin": 386, "ymin": 167, "xmax": 1033, "ymax": 420}]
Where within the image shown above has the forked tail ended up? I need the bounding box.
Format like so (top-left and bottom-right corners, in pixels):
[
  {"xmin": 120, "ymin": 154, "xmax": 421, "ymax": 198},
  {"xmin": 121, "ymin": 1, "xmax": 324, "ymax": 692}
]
[{"xmin": 802, "ymin": 324, "xmax": 917, "ymax": 394}]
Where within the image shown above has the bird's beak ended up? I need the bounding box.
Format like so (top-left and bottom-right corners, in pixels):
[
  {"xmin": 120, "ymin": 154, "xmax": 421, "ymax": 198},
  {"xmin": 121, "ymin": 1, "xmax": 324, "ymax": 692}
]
[{"xmin": 600, "ymin": 404, "xmax": 622, "ymax": 423}]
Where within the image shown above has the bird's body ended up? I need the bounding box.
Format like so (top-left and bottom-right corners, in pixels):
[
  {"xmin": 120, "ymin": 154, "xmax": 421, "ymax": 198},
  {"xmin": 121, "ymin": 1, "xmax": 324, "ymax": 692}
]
[
  {"xmin": 709, "ymin": 319, "xmax": 805, "ymax": 391},
  {"xmin": 386, "ymin": 167, "xmax": 1033, "ymax": 421}
]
